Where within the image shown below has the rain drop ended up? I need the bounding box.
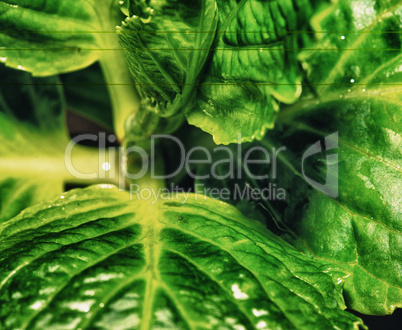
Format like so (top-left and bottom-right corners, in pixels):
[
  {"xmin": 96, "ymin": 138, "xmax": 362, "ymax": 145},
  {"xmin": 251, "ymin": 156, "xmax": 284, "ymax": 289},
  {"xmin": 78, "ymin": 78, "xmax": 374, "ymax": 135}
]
[
  {"xmin": 350, "ymin": 79, "xmax": 355, "ymax": 83},
  {"xmin": 231, "ymin": 284, "xmax": 248, "ymax": 300},
  {"xmin": 341, "ymin": 36, "xmax": 345, "ymax": 40},
  {"xmin": 253, "ymin": 309, "xmax": 269, "ymax": 317}
]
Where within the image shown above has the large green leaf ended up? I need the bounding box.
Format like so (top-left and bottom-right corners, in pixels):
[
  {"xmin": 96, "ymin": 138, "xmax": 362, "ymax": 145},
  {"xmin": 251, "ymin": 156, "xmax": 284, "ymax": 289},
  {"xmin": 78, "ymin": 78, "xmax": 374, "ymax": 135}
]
[
  {"xmin": 0, "ymin": 65, "xmax": 117, "ymax": 223},
  {"xmin": 186, "ymin": 0, "xmax": 304, "ymax": 144},
  {"xmin": 195, "ymin": 0, "xmax": 402, "ymax": 315},
  {"xmin": 195, "ymin": 95, "xmax": 402, "ymax": 314},
  {"xmin": 0, "ymin": 185, "xmax": 365, "ymax": 329},
  {"xmin": 119, "ymin": 0, "xmax": 314, "ymax": 144},
  {"xmin": 276, "ymin": 102, "xmax": 401, "ymax": 315},
  {"xmin": 0, "ymin": 0, "xmax": 114, "ymax": 76},
  {"xmin": 271, "ymin": 80, "xmax": 401, "ymax": 315},
  {"xmin": 0, "ymin": 0, "xmax": 139, "ymax": 138},
  {"xmin": 276, "ymin": 0, "xmax": 402, "ymax": 315}
]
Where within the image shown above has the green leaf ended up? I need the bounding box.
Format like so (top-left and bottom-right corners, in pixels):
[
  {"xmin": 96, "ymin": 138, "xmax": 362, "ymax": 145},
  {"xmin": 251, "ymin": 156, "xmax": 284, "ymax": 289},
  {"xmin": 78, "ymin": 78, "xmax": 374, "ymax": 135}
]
[
  {"xmin": 118, "ymin": 0, "xmax": 217, "ymax": 117},
  {"xmin": 61, "ymin": 64, "xmax": 114, "ymax": 132},
  {"xmin": 0, "ymin": 0, "xmax": 95, "ymax": 76},
  {"xmin": 119, "ymin": 0, "xmax": 314, "ymax": 144},
  {"xmin": 0, "ymin": 0, "xmax": 118, "ymax": 76},
  {"xmin": 194, "ymin": 0, "xmax": 402, "ymax": 314},
  {"xmin": 0, "ymin": 185, "xmax": 364, "ymax": 329},
  {"xmin": 276, "ymin": 93, "xmax": 402, "ymax": 314},
  {"xmin": 0, "ymin": 65, "xmax": 118, "ymax": 223},
  {"xmin": 0, "ymin": 0, "xmax": 140, "ymax": 139},
  {"xmin": 275, "ymin": 0, "xmax": 402, "ymax": 315},
  {"xmin": 195, "ymin": 99, "xmax": 401, "ymax": 315},
  {"xmin": 277, "ymin": 99, "xmax": 402, "ymax": 309},
  {"xmin": 187, "ymin": 0, "xmax": 303, "ymax": 144},
  {"xmin": 299, "ymin": 0, "xmax": 402, "ymax": 96},
  {"xmin": 273, "ymin": 84, "xmax": 401, "ymax": 315}
]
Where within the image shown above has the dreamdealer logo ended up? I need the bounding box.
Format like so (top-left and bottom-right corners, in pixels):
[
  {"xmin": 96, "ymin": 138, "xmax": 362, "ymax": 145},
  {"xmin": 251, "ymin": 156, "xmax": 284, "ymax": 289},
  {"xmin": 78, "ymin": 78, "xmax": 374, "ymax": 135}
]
[{"xmin": 301, "ymin": 132, "xmax": 339, "ymax": 198}]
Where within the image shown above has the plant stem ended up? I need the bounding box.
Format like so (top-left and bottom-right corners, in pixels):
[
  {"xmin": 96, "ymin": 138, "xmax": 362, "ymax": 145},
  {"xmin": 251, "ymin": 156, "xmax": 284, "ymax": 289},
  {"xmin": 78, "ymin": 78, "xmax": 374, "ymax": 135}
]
[
  {"xmin": 98, "ymin": 33, "xmax": 141, "ymax": 141},
  {"xmin": 95, "ymin": 0, "xmax": 142, "ymax": 142},
  {"xmin": 123, "ymin": 142, "xmax": 167, "ymax": 192}
]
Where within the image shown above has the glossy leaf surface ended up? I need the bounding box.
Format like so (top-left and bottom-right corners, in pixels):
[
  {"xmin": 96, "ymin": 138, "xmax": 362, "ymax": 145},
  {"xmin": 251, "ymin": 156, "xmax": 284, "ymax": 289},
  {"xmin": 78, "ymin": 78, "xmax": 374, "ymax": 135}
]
[
  {"xmin": 118, "ymin": 0, "xmax": 217, "ymax": 118},
  {"xmin": 0, "ymin": 0, "xmax": 119, "ymax": 76},
  {"xmin": 119, "ymin": 0, "xmax": 309, "ymax": 144},
  {"xmin": 195, "ymin": 0, "xmax": 402, "ymax": 314},
  {"xmin": 0, "ymin": 0, "xmax": 139, "ymax": 138},
  {"xmin": 279, "ymin": 0, "xmax": 402, "ymax": 314},
  {"xmin": 186, "ymin": 0, "xmax": 303, "ymax": 144},
  {"xmin": 0, "ymin": 185, "xmax": 364, "ymax": 329}
]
